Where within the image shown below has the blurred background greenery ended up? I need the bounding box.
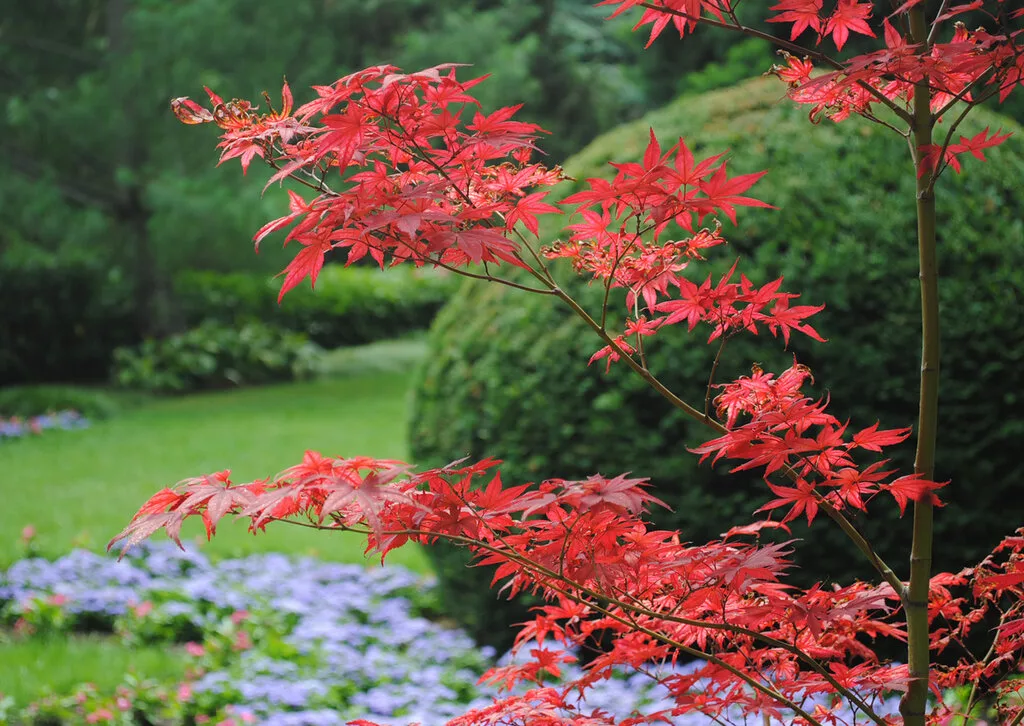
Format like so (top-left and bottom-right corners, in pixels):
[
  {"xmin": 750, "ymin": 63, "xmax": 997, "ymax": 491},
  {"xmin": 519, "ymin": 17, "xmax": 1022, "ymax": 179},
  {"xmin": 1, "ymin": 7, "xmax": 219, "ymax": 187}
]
[{"xmin": 3, "ymin": 0, "xmax": 1021, "ymax": 389}]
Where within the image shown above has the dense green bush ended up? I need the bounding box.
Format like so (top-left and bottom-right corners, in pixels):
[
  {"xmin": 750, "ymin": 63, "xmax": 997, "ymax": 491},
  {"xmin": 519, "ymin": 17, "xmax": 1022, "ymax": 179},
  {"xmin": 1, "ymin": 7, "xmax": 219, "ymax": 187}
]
[
  {"xmin": 0, "ymin": 254, "xmax": 137, "ymax": 386},
  {"xmin": 174, "ymin": 265, "xmax": 459, "ymax": 348},
  {"xmin": 408, "ymin": 77, "xmax": 1024, "ymax": 651},
  {"xmin": 0, "ymin": 385, "xmax": 137, "ymax": 420},
  {"xmin": 112, "ymin": 321, "xmax": 322, "ymax": 394}
]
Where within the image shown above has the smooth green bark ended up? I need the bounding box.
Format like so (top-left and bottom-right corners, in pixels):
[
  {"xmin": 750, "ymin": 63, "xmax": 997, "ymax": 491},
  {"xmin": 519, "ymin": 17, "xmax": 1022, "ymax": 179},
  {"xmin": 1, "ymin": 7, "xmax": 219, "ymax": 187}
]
[{"xmin": 900, "ymin": 7, "xmax": 939, "ymax": 725}]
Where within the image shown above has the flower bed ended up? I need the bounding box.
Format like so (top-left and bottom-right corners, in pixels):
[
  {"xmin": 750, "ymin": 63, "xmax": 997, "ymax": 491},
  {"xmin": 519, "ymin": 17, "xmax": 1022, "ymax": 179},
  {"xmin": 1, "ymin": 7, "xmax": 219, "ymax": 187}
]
[
  {"xmin": 0, "ymin": 545, "xmax": 731, "ymax": 725},
  {"xmin": 0, "ymin": 410, "xmax": 89, "ymax": 442}
]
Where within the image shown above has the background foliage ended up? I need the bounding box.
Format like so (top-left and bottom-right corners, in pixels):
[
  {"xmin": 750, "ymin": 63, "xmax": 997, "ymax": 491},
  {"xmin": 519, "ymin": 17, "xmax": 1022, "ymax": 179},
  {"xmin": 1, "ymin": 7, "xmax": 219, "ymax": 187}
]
[
  {"xmin": 0, "ymin": 0, "xmax": 770, "ymax": 385},
  {"xmin": 175, "ymin": 266, "xmax": 459, "ymax": 349},
  {"xmin": 4, "ymin": 0, "xmax": 1021, "ymax": 387}
]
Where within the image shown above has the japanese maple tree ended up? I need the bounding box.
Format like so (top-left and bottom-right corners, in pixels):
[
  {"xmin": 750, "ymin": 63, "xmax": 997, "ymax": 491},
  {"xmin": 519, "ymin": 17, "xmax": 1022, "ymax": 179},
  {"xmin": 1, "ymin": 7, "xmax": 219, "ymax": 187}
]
[{"xmin": 113, "ymin": 1, "xmax": 1024, "ymax": 724}]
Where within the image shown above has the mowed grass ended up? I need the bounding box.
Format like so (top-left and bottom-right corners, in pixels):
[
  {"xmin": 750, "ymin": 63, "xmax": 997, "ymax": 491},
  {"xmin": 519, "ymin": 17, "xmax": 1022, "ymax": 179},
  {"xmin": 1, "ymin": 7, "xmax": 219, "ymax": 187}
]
[
  {"xmin": 0, "ymin": 353, "xmax": 431, "ymax": 572},
  {"xmin": 0, "ymin": 634, "xmax": 191, "ymax": 705},
  {"xmin": 1, "ymin": 341, "xmax": 439, "ymax": 706}
]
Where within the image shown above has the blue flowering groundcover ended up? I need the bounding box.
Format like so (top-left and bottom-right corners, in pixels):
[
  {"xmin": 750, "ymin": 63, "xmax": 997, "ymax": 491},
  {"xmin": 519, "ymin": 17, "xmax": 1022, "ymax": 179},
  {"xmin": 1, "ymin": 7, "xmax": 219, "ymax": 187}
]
[
  {"xmin": 1, "ymin": 543, "xmax": 908, "ymax": 725},
  {"xmin": 0, "ymin": 411, "xmax": 89, "ymax": 442},
  {"xmin": 0, "ymin": 544, "xmax": 714, "ymax": 725}
]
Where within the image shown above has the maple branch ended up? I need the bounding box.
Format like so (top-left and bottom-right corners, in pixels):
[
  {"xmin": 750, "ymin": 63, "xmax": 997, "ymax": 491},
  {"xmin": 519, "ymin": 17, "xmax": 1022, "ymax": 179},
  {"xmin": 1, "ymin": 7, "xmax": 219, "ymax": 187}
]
[
  {"xmin": 818, "ymin": 499, "xmax": 906, "ymax": 593},
  {"xmin": 432, "ymin": 259, "xmax": 557, "ymax": 295},
  {"xmin": 517, "ymin": 252, "xmax": 911, "ymax": 598},
  {"xmin": 759, "ymin": 436, "xmax": 907, "ymax": 596},
  {"xmin": 300, "ymin": 516, "xmax": 886, "ymax": 725},
  {"xmin": 567, "ymin": 596, "xmax": 825, "ymax": 725},
  {"xmin": 633, "ymin": 2, "xmax": 915, "ymax": 124},
  {"xmin": 600, "ymin": 599, "xmax": 888, "ymax": 724},
  {"xmin": 545, "ymin": 276, "xmax": 710, "ymax": 423}
]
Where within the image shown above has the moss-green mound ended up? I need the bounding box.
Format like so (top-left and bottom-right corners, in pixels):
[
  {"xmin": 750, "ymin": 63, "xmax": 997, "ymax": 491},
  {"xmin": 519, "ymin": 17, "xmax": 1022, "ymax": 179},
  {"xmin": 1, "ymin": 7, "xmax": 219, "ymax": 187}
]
[{"xmin": 409, "ymin": 76, "xmax": 1024, "ymax": 651}]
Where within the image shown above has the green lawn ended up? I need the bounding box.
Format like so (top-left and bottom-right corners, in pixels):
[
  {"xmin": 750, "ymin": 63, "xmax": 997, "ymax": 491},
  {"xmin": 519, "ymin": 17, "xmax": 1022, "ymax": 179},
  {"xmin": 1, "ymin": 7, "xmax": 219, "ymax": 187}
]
[
  {"xmin": 0, "ymin": 634, "xmax": 191, "ymax": 705},
  {"xmin": 0, "ymin": 346, "xmax": 431, "ymax": 572},
  {"xmin": 0, "ymin": 340, "xmax": 440, "ymax": 708}
]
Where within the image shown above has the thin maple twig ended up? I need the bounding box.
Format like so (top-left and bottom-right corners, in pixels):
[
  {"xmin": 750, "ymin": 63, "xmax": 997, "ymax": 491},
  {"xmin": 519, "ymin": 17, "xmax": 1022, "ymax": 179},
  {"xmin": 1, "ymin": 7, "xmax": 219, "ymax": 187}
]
[
  {"xmin": 632, "ymin": 295, "xmax": 651, "ymax": 370},
  {"xmin": 351, "ymin": 226, "xmax": 558, "ymax": 296},
  {"xmin": 498, "ymin": 213, "xmax": 560, "ymax": 286},
  {"xmin": 633, "ymin": 2, "xmax": 915, "ymax": 124},
  {"xmin": 601, "ymin": 231, "xmax": 639, "ymax": 331},
  {"xmin": 926, "ymin": 0, "xmax": 952, "ymax": 45},
  {"xmin": 705, "ymin": 332, "xmax": 730, "ymax": 420},
  {"xmin": 1009, "ymin": 708, "xmax": 1024, "ymax": 726},
  {"xmin": 931, "ymin": 69, "xmax": 999, "ymax": 122},
  {"xmin": 926, "ymin": 83, "xmax": 1005, "ymax": 193},
  {"xmin": 964, "ymin": 626, "xmax": 1002, "ymax": 719},
  {"xmin": 264, "ymin": 155, "xmax": 333, "ymax": 194},
  {"xmin": 439, "ymin": 261, "xmax": 556, "ymax": 295},
  {"xmin": 859, "ymin": 108, "xmax": 912, "ymax": 137}
]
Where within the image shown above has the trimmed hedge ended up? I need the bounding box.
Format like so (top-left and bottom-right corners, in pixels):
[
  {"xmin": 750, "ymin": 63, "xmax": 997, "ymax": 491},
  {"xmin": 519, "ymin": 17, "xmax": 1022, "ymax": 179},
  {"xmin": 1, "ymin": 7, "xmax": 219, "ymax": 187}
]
[
  {"xmin": 174, "ymin": 264, "xmax": 460, "ymax": 348},
  {"xmin": 408, "ymin": 77, "xmax": 1024, "ymax": 651},
  {"xmin": 111, "ymin": 321, "xmax": 322, "ymax": 393},
  {"xmin": 0, "ymin": 257, "xmax": 136, "ymax": 386}
]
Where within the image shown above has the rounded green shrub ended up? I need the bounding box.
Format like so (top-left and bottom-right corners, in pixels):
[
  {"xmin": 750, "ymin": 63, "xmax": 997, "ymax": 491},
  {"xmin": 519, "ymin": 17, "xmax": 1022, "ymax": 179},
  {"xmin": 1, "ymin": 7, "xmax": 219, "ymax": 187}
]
[{"xmin": 408, "ymin": 77, "xmax": 1024, "ymax": 651}]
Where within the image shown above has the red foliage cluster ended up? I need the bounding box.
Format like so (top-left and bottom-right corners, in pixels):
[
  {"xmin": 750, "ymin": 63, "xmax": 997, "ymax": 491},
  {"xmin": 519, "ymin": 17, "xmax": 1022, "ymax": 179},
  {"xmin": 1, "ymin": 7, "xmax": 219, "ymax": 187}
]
[{"xmin": 126, "ymin": 1, "xmax": 1024, "ymax": 723}]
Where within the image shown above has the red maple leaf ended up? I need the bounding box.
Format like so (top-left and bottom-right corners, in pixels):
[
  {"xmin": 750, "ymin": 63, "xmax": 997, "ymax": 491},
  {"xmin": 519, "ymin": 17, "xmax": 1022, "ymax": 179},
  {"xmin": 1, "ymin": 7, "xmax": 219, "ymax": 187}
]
[
  {"xmin": 505, "ymin": 192, "xmax": 560, "ymax": 236},
  {"xmin": 982, "ymin": 562, "xmax": 1024, "ymax": 591},
  {"xmin": 567, "ymin": 473, "xmax": 669, "ymax": 516},
  {"xmin": 758, "ymin": 477, "xmax": 821, "ymax": 524},
  {"xmin": 108, "ymin": 511, "xmax": 189, "ymax": 557},
  {"xmin": 178, "ymin": 473, "xmax": 256, "ymax": 539},
  {"xmin": 851, "ymin": 422, "xmax": 911, "ymax": 451},
  {"xmin": 695, "ymin": 164, "xmax": 772, "ymax": 224},
  {"xmin": 767, "ymin": 0, "xmax": 824, "ymax": 40},
  {"xmin": 824, "ymin": 0, "xmax": 876, "ymax": 51},
  {"xmin": 883, "ymin": 473, "xmax": 947, "ymax": 515},
  {"xmin": 765, "ymin": 296, "xmax": 826, "ymax": 345},
  {"xmin": 318, "ymin": 465, "xmax": 418, "ymax": 543},
  {"xmin": 276, "ymin": 233, "xmax": 332, "ymax": 302}
]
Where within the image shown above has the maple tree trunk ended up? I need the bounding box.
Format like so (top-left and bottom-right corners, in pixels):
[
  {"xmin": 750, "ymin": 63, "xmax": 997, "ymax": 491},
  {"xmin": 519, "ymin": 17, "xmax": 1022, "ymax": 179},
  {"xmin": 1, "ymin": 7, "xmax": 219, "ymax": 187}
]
[{"xmin": 901, "ymin": 6, "xmax": 939, "ymax": 725}]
